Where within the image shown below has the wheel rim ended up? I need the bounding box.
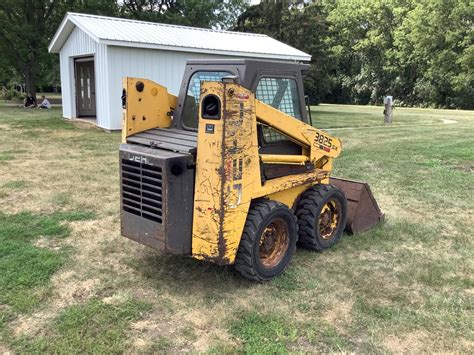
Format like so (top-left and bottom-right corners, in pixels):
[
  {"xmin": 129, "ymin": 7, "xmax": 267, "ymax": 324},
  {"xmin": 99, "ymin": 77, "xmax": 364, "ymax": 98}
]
[
  {"xmin": 318, "ymin": 199, "xmax": 341, "ymax": 240},
  {"xmin": 258, "ymin": 218, "xmax": 290, "ymax": 269}
]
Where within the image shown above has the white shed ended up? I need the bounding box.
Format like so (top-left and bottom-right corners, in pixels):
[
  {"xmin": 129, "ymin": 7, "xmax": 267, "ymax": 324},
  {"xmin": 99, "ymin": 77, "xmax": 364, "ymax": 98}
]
[{"xmin": 49, "ymin": 12, "xmax": 311, "ymax": 130}]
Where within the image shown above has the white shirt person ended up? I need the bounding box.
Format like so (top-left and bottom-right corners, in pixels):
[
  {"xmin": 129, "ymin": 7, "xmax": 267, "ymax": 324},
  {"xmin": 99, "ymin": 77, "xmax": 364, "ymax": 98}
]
[{"xmin": 38, "ymin": 96, "xmax": 52, "ymax": 109}]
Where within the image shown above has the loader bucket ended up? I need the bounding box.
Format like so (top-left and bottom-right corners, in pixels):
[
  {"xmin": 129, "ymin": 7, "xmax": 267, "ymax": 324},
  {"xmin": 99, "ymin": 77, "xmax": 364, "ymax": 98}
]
[{"xmin": 330, "ymin": 177, "xmax": 385, "ymax": 234}]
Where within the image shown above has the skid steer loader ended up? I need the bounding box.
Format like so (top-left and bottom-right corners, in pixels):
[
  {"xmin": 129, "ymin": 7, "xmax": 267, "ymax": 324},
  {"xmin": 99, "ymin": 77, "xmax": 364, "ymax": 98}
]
[{"xmin": 119, "ymin": 59, "xmax": 384, "ymax": 281}]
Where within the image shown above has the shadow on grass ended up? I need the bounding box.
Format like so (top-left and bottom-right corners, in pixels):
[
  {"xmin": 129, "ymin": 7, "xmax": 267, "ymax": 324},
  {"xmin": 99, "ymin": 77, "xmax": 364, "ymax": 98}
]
[
  {"xmin": 127, "ymin": 251, "xmax": 255, "ymax": 298},
  {"xmin": 123, "ymin": 221, "xmax": 392, "ymax": 298},
  {"xmin": 123, "ymin": 221, "xmax": 392, "ymax": 297}
]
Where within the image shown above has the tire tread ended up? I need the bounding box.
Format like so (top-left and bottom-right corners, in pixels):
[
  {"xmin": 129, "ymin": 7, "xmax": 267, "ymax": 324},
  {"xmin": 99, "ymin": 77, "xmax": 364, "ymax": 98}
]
[
  {"xmin": 235, "ymin": 200, "xmax": 297, "ymax": 282},
  {"xmin": 296, "ymin": 184, "xmax": 346, "ymax": 251}
]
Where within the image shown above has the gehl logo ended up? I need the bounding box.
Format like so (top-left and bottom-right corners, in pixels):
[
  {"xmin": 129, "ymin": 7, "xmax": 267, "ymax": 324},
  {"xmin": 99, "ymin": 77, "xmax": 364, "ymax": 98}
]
[{"xmin": 129, "ymin": 155, "xmax": 153, "ymax": 165}]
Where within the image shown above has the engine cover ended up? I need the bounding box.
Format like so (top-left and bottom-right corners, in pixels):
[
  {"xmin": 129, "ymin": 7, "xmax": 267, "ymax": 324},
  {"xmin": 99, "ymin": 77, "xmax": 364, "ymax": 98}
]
[{"xmin": 119, "ymin": 144, "xmax": 194, "ymax": 255}]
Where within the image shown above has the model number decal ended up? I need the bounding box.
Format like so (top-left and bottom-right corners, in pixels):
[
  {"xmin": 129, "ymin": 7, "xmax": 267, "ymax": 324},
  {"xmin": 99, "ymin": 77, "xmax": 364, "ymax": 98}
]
[{"xmin": 315, "ymin": 132, "xmax": 332, "ymax": 149}]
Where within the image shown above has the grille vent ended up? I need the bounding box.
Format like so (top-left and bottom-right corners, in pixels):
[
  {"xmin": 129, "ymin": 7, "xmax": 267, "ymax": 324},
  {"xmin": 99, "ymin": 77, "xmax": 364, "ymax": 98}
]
[{"xmin": 121, "ymin": 159, "xmax": 163, "ymax": 223}]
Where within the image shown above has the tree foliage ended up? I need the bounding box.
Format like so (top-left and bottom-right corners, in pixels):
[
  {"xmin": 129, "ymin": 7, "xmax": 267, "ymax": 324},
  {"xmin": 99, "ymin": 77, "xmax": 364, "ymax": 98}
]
[
  {"xmin": 0, "ymin": 0, "xmax": 246, "ymax": 98},
  {"xmin": 120, "ymin": 0, "xmax": 246, "ymax": 29},
  {"xmin": 236, "ymin": 0, "xmax": 473, "ymax": 109},
  {"xmin": 235, "ymin": 1, "xmax": 331, "ymax": 104},
  {"xmin": 0, "ymin": 0, "xmax": 471, "ymax": 108},
  {"xmin": 0, "ymin": 0, "xmax": 61, "ymax": 97}
]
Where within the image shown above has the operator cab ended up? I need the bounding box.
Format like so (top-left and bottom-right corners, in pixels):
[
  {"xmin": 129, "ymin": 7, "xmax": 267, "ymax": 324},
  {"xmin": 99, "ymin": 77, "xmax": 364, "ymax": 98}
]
[
  {"xmin": 173, "ymin": 59, "xmax": 310, "ymax": 130},
  {"xmin": 173, "ymin": 59, "xmax": 311, "ymax": 173}
]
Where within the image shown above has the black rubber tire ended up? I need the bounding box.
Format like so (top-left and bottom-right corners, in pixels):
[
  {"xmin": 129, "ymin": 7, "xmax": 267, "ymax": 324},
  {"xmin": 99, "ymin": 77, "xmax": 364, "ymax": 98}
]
[
  {"xmin": 235, "ymin": 200, "xmax": 298, "ymax": 282},
  {"xmin": 296, "ymin": 184, "xmax": 347, "ymax": 251}
]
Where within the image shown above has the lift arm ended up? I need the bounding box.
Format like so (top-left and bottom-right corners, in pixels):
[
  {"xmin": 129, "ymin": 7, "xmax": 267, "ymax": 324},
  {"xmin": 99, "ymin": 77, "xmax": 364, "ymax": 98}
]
[{"xmin": 255, "ymin": 101, "xmax": 342, "ymax": 165}]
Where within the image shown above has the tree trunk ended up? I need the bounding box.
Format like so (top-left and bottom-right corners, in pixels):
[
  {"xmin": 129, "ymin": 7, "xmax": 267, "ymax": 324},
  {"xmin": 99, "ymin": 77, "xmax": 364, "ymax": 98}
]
[{"xmin": 24, "ymin": 64, "xmax": 37, "ymax": 99}]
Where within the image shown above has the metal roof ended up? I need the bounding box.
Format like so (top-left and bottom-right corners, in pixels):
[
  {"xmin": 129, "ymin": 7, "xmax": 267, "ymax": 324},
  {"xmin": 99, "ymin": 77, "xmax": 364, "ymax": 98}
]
[{"xmin": 48, "ymin": 12, "xmax": 311, "ymax": 61}]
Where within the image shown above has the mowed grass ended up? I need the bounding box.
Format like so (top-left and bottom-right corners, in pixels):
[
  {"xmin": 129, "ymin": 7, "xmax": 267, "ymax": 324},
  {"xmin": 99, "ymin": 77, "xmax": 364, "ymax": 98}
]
[
  {"xmin": 0, "ymin": 211, "xmax": 94, "ymax": 313},
  {"xmin": 0, "ymin": 104, "xmax": 472, "ymax": 353}
]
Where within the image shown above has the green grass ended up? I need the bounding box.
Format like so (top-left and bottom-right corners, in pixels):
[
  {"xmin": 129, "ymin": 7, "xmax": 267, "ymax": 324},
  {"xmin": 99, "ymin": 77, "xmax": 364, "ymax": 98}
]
[
  {"xmin": 12, "ymin": 298, "xmax": 150, "ymax": 353},
  {"xmin": 230, "ymin": 311, "xmax": 298, "ymax": 354},
  {"xmin": 36, "ymin": 92, "xmax": 62, "ymax": 100},
  {"xmin": 0, "ymin": 154, "xmax": 14, "ymax": 161},
  {"xmin": 230, "ymin": 310, "xmax": 351, "ymax": 353},
  {"xmin": 0, "ymin": 211, "xmax": 95, "ymax": 312},
  {"xmin": 311, "ymin": 103, "xmax": 470, "ymax": 129},
  {"xmin": 0, "ymin": 104, "xmax": 473, "ymax": 353},
  {"xmin": 2, "ymin": 180, "xmax": 28, "ymax": 189}
]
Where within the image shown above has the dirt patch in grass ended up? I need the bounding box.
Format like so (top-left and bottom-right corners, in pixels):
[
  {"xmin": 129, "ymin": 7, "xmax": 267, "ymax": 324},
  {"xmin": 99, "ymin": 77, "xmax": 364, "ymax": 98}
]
[
  {"xmin": 8, "ymin": 216, "xmax": 129, "ymax": 338},
  {"xmin": 384, "ymin": 331, "xmax": 430, "ymax": 353},
  {"xmin": 441, "ymin": 118, "xmax": 458, "ymax": 124},
  {"xmin": 323, "ymin": 300, "xmax": 354, "ymax": 331},
  {"xmin": 453, "ymin": 164, "xmax": 474, "ymax": 173},
  {"xmin": 0, "ymin": 343, "xmax": 11, "ymax": 354}
]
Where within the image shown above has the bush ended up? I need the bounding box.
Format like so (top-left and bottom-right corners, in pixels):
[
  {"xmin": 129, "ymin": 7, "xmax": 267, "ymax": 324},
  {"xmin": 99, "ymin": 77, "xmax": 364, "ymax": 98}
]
[{"xmin": 1, "ymin": 88, "xmax": 23, "ymax": 101}]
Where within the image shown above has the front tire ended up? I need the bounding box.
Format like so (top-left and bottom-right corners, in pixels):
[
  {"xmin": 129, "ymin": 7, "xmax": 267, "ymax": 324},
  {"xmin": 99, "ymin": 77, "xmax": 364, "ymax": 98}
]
[
  {"xmin": 235, "ymin": 200, "xmax": 297, "ymax": 282},
  {"xmin": 296, "ymin": 184, "xmax": 347, "ymax": 251}
]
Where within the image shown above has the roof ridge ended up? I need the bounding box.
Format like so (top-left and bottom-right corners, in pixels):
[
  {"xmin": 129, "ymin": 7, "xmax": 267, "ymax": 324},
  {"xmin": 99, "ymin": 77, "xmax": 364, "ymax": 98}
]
[{"xmin": 67, "ymin": 12, "xmax": 270, "ymax": 38}]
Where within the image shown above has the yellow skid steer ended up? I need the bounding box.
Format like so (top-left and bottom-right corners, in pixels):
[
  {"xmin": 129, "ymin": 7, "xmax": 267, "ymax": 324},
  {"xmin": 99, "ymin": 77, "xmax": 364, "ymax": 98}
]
[{"xmin": 119, "ymin": 59, "xmax": 384, "ymax": 281}]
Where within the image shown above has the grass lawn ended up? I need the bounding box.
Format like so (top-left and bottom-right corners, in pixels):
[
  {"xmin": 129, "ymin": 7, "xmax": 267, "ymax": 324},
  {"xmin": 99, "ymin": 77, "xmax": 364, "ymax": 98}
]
[
  {"xmin": 0, "ymin": 103, "xmax": 472, "ymax": 353},
  {"xmin": 36, "ymin": 92, "xmax": 62, "ymax": 100}
]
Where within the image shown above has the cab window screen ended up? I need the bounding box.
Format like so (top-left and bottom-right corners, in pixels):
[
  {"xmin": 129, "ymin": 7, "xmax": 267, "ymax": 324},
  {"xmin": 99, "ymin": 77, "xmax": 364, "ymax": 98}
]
[
  {"xmin": 256, "ymin": 77, "xmax": 302, "ymax": 143},
  {"xmin": 182, "ymin": 71, "xmax": 231, "ymax": 129},
  {"xmin": 256, "ymin": 77, "xmax": 302, "ymax": 119}
]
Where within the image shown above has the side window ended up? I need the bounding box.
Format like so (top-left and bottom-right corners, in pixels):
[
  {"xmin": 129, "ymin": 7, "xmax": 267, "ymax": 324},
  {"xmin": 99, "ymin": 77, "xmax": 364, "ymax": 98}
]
[
  {"xmin": 256, "ymin": 77, "xmax": 302, "ymax": 144},
  {"xmin": 188, "ymin": 71, "xmax": 230, "ymax": 102},
  {"xmin": 182, "ymin": 71, "xmax": 231, "ymax": 129},
  {"xmin": 256, "ymin": 77, "xmax": 302, "ymax": 119}
]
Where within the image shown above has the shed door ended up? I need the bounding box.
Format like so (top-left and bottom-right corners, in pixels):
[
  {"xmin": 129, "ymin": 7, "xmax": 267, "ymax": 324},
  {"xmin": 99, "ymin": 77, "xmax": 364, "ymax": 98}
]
[{"xmin": 75, "ymin": 58, "xmax": 96, "ymax": 117}]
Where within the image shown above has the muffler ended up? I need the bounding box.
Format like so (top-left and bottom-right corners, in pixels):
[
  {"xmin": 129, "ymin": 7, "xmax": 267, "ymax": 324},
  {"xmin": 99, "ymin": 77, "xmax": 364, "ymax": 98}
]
[{"xmin": 330, "ymin": 177, "xmax": 385, "ymax": 234}]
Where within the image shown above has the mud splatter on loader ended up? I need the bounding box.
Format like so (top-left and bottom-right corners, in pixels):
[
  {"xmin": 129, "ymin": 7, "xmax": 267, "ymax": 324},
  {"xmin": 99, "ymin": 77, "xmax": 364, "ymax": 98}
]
[{"xmin": 119, "ymin": 59, "xmax": 384, "ymax": 281}]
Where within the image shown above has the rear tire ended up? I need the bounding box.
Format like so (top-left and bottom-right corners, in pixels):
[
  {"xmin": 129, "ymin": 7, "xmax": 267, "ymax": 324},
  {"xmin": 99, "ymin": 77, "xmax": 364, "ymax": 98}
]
[
  {"xmin": 296, "ymin": 184, "xmax": 347, "ymax": 251},
  {"xmin": 235, "ymin": 200, "xmax": 297, "ymax": 282}
]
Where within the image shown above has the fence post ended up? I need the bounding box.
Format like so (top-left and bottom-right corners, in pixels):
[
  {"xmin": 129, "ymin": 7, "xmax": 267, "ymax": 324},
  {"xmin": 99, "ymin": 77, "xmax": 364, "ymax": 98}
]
[{"xmin": 384, "ymin": 96, "xmax": 393, "ymax": 123}]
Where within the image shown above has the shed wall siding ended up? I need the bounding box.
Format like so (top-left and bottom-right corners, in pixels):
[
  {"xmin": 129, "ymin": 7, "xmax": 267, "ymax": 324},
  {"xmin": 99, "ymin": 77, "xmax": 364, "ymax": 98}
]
[
  {"xmin": 106, "ymin": 46, "xmax": 236, "ymax": 130},
  {"xmin": 94, "ymin": 45, "xmax": 110, "ymax": 128},
  {"xmin": 58, "ymin": 27, "xmax": 296, "ymax": 130}
]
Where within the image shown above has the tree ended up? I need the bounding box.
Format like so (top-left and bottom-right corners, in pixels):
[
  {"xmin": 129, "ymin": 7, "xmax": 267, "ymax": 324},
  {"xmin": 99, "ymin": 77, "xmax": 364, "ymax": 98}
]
[
  {"xmin": 235, "ymin": 1, "xmax": 333, "ymax": 104},
  {"xmin": 392, "ymin": 0, "xmax": 473, "ymax": 108},
  {"xmin": 323, "ymin": 0, "xmax": 402, "ymax": 104},
  {"xmin": 236, "ymin": 0, "xmax": 472, "ymax": 108},
  {"xmin": 324, "ymin": 0, "xmax": 473, "ymax": 108},
  {"xmin": 1, "ymin": 0, "xmax": 470, "ymax": 108},
  {"xmin": 0, "ymin": 0, "xmax": 62, "ymax": 98},
  {"xmin": 235, "ymin": 1, "xmax": 287, "ymax": 37},
  {"xmin": 0, "ymin": 0, "xmax": 119, "ymax": 98},
  {"xmin": 120, "ymin": 0, "xmax": 247, "ymax": 29}
]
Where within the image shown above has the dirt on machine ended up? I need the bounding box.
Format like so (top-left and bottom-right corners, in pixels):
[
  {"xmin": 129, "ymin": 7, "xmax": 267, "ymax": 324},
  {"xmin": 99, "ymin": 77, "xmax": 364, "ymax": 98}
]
[{"xmin": 119, "ymin": 59, "xmax": 384, "ymax": 281}]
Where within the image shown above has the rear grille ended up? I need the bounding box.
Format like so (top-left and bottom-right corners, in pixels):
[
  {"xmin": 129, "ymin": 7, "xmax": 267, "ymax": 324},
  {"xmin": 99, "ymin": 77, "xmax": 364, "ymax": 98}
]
[{"xmin": 121, "ymin": 159, "xmax": 163, "ymax": 223}]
